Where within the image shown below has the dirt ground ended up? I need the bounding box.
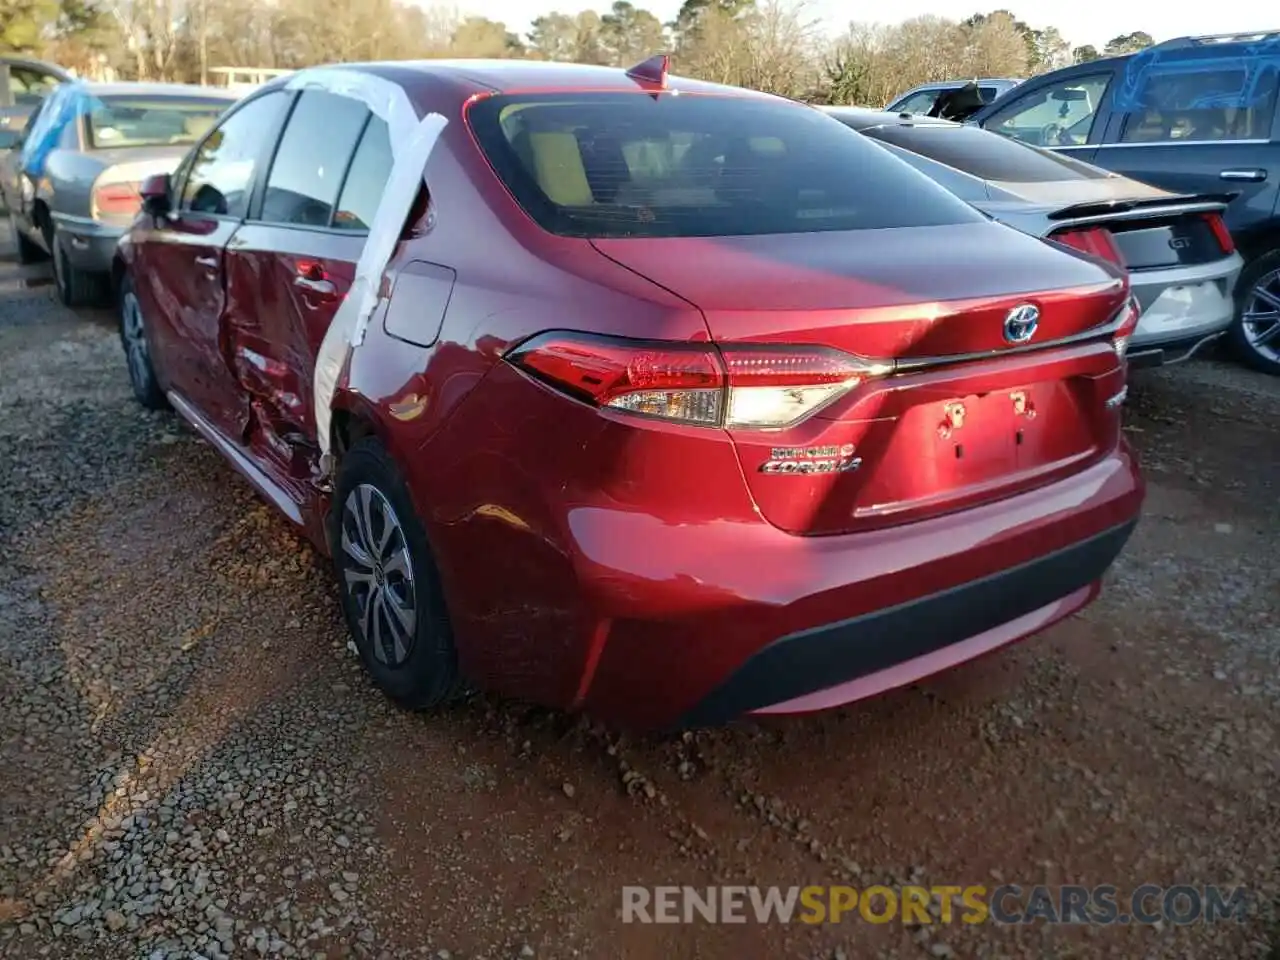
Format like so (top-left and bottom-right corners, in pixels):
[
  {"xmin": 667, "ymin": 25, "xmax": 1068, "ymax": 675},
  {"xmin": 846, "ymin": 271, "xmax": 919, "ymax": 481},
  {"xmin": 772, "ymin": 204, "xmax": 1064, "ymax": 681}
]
[{"xmin": 0, "ymin": 230, "xmax": 1277, "ymax": 960}]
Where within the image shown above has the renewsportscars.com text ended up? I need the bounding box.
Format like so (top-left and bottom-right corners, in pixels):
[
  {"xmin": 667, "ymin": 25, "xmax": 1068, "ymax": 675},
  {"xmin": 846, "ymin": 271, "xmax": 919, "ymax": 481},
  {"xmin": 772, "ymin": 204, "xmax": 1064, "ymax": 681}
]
[{"xmin": 621, "ymin": 884, "xmax": 1250, "ymax": 925}]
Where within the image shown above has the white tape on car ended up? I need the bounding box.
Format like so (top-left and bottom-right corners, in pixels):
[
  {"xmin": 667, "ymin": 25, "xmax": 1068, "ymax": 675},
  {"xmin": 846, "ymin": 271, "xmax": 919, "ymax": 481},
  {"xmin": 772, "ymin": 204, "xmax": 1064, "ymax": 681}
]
[{"xmin": 283, "ymin": 67, "xmax": 448, "ymax": 464}]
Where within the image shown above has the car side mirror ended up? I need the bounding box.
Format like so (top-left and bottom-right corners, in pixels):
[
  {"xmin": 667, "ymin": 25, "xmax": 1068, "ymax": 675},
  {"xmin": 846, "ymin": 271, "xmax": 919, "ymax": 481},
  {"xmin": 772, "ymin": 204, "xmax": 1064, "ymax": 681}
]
[{"xmin": 140, "ymin": 172, "xmax": 172, "ymax": 217}]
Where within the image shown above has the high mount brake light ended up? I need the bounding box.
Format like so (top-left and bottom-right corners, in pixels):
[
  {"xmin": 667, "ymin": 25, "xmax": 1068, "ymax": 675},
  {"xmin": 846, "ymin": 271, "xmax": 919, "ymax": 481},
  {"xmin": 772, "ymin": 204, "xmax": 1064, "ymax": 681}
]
[
  {"xmin": 1051, "ymin": 226, "xmax": 1125, "ymax": 268},
  {"xmin": 1201, "ymin": 212, "xmax": 1235, "ymax": 255},
  {"xmin": 506, "ymin": 332, "xmax": 885, "ymax": 429}
]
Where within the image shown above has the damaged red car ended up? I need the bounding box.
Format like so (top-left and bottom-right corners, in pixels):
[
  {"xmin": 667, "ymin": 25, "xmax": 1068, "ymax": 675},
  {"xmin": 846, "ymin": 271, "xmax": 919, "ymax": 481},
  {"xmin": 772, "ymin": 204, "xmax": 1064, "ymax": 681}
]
[{"xmin": 114, "ymin": 58, "xmax": 1144, "ymax": 730}]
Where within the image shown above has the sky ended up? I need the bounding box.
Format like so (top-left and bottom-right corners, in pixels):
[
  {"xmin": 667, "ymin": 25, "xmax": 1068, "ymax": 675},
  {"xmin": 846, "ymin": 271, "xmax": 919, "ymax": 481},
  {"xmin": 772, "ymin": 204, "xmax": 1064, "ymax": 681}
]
[{"xmin": 444, "ymin": 0, "xmax": 1272, "ymax": 54}]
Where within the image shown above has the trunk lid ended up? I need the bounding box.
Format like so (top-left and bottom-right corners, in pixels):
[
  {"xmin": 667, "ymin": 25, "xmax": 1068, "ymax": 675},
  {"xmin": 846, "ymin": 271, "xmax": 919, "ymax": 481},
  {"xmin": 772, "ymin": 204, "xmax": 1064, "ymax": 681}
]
[
  {"xmin": 592, "ymin": 221, "xmax": 1130, "ymax": 535},
  {"xmin": 979, "ymin": 181, "xmax": 1237, "ymax": 271}
]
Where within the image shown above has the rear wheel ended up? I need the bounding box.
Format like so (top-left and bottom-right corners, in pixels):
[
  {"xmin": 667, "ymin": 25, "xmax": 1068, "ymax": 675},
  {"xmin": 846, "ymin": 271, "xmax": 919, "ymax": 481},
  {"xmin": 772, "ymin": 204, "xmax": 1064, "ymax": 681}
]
[
  {"xmin": 118, "ymin": 273, "xmax": 168, "ymax": 410},
  {"xmin": 331, "ymin": 437, "xmax": 464, "ymax": 709},
  {"xmin": 8, "ymin": 209, "xmax": 44, "ymax": 265},
  {"xmin": 48, "ymin": 223, "xmax": 105, "ymax": 307},
  {"xmin": 1230, "ymin": 248, "xmax": 1280, "ymax": 376}
]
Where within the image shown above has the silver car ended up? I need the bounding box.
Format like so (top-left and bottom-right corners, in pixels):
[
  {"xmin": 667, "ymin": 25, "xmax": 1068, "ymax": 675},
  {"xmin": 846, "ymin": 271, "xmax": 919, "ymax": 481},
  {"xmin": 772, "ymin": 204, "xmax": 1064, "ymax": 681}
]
[
  {"xmin": 824, "ymin": 107, "xmax": 1244, "ymax": 367},
  {"xmin": 885, "ymin": 78, "xmax": 1023, "ymax": 116},
  {"xmin": 2, "ymin": 80, "xmax": 237, "ymax": 306}
]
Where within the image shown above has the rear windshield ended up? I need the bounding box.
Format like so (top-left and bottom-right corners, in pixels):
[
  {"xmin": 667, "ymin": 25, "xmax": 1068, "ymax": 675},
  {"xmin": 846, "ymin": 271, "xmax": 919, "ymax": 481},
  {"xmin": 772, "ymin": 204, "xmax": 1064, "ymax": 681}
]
[
  {"xmin": 858, "ymin": 123, "xmax": 1113, "ymax": 183},
  {"xmin": 467, "ymin": 92, "xmax": 984, "ymax": 238},
  {"xmin": 87, "ymin": 96, "xmax": 230, "ymax": 149}
]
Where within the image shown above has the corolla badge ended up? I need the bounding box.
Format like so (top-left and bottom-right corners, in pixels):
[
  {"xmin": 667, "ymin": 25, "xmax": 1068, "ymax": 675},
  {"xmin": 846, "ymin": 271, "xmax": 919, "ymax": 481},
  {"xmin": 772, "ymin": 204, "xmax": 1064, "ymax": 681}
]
[{"xmin": 1003, "ymin": 303, "xmax": 1040, "ymax": 345}]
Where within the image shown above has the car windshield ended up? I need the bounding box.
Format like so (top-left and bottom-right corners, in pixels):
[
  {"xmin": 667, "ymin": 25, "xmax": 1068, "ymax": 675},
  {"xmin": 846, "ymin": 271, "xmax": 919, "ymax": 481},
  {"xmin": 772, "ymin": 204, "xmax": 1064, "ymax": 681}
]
[
  {"xmin": 467, "ymin": 92, "xmax": 984, "ymax": 239},
  {"xmin": 859, "ymin": 123, "xmax": 1114, "ymax": 183},
  {"xmin": 87, "ymin": 96, "xmax": 229, "ymax": 149}
]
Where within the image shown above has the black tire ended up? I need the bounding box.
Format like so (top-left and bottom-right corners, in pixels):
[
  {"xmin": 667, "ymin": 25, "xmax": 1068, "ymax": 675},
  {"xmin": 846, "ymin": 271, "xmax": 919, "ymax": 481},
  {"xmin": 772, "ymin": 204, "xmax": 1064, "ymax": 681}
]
[
  {"xmin": 48, "ymin": 223, "xmax": 105, "ymax": 307},
  {"xmin": 330, "ymin": 436, "xmax": 464, "ymax": 709},
  {"xmin": 8, "ymin": 210, "xmax": 44, "ymax": 265},
  {"xmin": 1229, "ymin": 248, "xmax": 1280, "ymax": 377},
  {"xmin": 117, "ymin": 273, "xmax": 168, "ymax": 410}
]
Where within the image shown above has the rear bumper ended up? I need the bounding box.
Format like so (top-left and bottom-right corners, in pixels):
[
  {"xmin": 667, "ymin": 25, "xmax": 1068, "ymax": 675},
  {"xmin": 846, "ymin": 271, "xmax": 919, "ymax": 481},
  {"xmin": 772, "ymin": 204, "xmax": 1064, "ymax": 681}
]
[
  {"xmin": 681, "ymin": 521, "xmax": 1132, "ymax": 726},
  {"xmin": 1128, "ymin": 254, "xmax": 1242, "ymax": 355},
  {"xmin": 50, "ymin": 213, "xmax": 124, "ymax": 274},
  {"xmin": 575, "ymin": 444, "xmax": 1144, "ymax": 729}
]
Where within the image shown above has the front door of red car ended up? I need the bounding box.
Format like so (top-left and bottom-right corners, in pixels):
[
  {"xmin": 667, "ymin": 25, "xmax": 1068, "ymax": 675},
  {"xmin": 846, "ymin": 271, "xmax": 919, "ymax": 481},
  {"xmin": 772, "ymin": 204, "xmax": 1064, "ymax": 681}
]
[
  {"xmin": 132, "ymin": 89, "xmax": 292, "ymax": 441},
  {"xmin": 222, "ymin": 90, "xmax": 392, "ymax": 477}
]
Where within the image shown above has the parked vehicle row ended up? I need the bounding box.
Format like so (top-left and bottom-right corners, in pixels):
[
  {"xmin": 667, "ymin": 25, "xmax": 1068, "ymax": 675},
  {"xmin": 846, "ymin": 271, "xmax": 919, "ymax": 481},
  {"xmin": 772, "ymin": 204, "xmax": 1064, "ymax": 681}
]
[
  {"xmin": 823, "ymin": 106, "xmax": 1243, "ymax": 368},
  {"xmin": 892, "ymin": 30, "xmax": 1280, "ymax": 375},
  {"xmin": 109, "ymin": 57, "xmax": 1143, "ymax": 730},
  {"xmin": 1, "ymin": 80, "xmax": 238, "ymax": 306}
]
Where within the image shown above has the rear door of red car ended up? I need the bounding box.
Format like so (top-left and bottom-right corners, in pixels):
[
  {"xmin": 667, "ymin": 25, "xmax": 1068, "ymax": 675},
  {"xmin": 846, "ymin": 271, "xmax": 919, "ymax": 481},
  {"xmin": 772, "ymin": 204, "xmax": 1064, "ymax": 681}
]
[
  {"xmin": 133, "ymin": 89, "xmax": 291, "ymax": 438},
  {"xmin": 221, "ymin": 89, "xmax": 389, "ymax": 478}
]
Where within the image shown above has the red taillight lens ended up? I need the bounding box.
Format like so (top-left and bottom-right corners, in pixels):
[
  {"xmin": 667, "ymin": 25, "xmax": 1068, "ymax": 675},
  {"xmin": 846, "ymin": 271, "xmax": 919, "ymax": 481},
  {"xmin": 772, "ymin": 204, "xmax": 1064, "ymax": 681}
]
[
  {"xmin": 507, "ymin": 332, "xmax": 885, "ymax": 429},
  {"xmin": 92, "ymin": 181, "xmax": 142, "ymax": 220},
  {"xmin": 1052, "ymin": 226, "xmax": 1126, "ymax": 268},
  {"xmin": 1112, "ymin": 295, "xmax": 1141, "ymax": 360},
  {"xmin": 1201, "ymin": 212, "xmax": 1235, "ymax": 254}
]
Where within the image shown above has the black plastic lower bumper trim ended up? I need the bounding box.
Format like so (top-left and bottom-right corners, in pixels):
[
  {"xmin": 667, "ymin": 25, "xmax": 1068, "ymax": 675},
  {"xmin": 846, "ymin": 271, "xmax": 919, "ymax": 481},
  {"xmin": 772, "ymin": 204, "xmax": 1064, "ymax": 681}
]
[{"xmin": 678, "ymin": 519, "xmax": 1138, "ymax": 728}]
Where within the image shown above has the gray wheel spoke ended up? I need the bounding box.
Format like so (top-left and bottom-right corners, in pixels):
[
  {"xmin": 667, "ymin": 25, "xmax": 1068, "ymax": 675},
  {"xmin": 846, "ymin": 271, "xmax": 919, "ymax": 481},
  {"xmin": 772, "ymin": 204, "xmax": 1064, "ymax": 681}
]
[
  {"xmin": 361, "ymin": 587, "xmax": 381, "ymax": 660},
  {"xmin": 1252, "ymin": 285, "xmax": 1280, "ymax": 311},
  {"xmin": 340, "ymin": 526, "xmax": 373, "ymax": 569},
  {"xmin": 1255, "ymin": 319, "xmax": 1280, "ymax": 347},
  {"xmin": 342, "ymin": 566, "xmax": 375, "ymax": 589},
  {"xmin": 383, "ymin": 549, "xmax": 410, "ymax": 581},
  {"xmin": 384, "ymin": 587, "xmax": 416, "ymax": 638},
  {"xmin": 357, "ymin": 486, "xmax": 377, "ymax": 555}
]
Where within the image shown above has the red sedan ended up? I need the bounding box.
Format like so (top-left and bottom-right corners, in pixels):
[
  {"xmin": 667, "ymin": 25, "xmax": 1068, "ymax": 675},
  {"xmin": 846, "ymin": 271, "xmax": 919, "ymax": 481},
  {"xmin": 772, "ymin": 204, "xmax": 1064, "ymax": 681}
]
[{"xmin": 114, "ymin": 58, "xmax": 1144, "ymax": 730}]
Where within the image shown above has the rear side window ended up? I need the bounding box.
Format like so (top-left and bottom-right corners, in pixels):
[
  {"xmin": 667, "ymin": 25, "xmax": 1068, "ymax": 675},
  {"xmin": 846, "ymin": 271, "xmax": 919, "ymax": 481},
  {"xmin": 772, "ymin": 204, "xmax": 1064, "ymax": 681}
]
[
  {"xmin": 467, "ymin": 92, "xmax": 984, "ymax": 239},
  {"xmin": 862, "ymin": 124, "xmax": 1114, "ymax": 182},
  {"xmin": 262, "ymin": 90, "xmax": 371, "ymax": 227},
  {"xmin": 892, "ymin": 89, "xmax": 944, "ymax": 115},
  {"xmin": 87, "ymin": 96, "xmax": 229, "ymax": 149},
  {"xmin": 9, "ymin": 67, "xmax": 61, "ymax": 106},
  {"xmin": 333, "ymin": 116, "xmax": 392, "ymax": 232},
  {"xmin": 1119, "ymin": 68, "xmax": 1279, "ymax": 143}
]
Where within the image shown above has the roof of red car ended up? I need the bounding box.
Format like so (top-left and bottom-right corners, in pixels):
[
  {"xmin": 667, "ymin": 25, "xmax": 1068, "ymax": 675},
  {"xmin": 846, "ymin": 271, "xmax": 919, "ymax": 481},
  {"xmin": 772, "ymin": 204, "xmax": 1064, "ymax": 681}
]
[{"xmin": 275, "ymin": 58, "xmax": 779, "ymax": 102}]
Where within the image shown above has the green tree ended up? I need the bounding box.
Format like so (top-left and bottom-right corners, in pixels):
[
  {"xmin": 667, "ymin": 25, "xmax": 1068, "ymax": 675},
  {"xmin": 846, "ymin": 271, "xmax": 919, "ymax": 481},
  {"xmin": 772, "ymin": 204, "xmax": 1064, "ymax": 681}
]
[
  {"xmin": 1103, "ymin": 31, "xmax": 1153, "ymax": 56},
  {"xmin": 600, "ymin": 1, "xmax": 667, "ymax": 66},
  {"xmin": 1072, "ymin": 43, "xmax": 1100, "ymax": 63},
  {"xmin": 451, "ymin": 15, "xmax": 524, "ymax": 57},
  {"xmin": 1, "ymin": 0, "xmax": 58, "ymax": 53}
]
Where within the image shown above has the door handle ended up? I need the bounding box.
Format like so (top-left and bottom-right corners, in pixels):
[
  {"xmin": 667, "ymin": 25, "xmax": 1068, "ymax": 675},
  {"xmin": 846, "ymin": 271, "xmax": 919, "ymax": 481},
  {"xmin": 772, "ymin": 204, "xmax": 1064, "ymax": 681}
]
[
  {"xmin": 1220, "ymin": 168, "xmax": 1267, "ymax": 182},
  {"xmin": 194, "ymin": 255, "xmax": 219, "ymax": 269},
  {"xmin": 294, "ymin": 275, "xmax": 338, "ymax": 299},
  {"xmin": 294, "ymin": 259, "xmax": 339, "ymax": 301}
]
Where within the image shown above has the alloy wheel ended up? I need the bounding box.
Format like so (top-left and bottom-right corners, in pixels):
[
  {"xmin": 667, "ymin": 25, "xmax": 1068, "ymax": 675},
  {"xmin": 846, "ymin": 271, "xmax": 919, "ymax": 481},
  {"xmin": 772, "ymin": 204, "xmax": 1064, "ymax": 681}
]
[
  {"xmin": 1240, "ymin": 267, "xmax": 1280, "ymax": 365},
  {"xmin": 339, "ymin": 483, "xmax": 418, "ymax": 667},
  {"xmin": 120, "ymin": 290, "xmax": 152, "ymax": 395}
]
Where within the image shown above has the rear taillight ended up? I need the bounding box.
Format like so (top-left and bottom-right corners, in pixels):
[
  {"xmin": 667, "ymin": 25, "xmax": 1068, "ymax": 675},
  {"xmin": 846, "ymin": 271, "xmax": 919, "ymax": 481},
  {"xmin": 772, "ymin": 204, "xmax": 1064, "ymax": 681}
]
[
  {"xmin": 1201, "ymin": 212, "xmax": 1235, "ymax": 255},
  {"xmin": 1051, "ymin": 226, "xmax": 1126, "ymax": 268},
  {"xmin": 1112, "ymin": 295, "xmax": 1141, "ymax": 361},
  {"xmin": 507, "ymin": 332, "xmax": 886, "ymax": 429},
  {"xmin": 91, "ymin": 180, "xmax": 142, "ymax": 220}
]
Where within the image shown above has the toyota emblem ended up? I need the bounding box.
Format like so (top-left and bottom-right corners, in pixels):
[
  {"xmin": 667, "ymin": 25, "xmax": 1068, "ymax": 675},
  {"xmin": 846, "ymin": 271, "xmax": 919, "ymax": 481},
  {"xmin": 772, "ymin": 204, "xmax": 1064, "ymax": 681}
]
[{"xmin": 1003, "ymin": 304, "xmax": 1040, "ymax": 345}]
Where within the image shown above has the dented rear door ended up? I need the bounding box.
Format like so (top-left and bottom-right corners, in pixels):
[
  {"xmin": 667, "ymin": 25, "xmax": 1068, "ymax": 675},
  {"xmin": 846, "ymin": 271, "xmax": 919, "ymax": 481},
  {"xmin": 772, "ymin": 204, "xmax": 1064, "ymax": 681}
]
[{"xmin": 221, "ymin": 92, "xmax": 390, "ymax": 477}]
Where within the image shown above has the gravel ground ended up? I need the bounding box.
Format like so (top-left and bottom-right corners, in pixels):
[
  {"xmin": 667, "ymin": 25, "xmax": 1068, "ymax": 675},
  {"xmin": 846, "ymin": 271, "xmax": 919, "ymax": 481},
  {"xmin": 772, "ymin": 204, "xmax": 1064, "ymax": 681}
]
[{"xmin": 0, "ymin": 232, "xmax": 1278, "ymax": 960}]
